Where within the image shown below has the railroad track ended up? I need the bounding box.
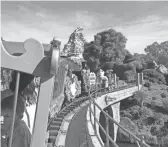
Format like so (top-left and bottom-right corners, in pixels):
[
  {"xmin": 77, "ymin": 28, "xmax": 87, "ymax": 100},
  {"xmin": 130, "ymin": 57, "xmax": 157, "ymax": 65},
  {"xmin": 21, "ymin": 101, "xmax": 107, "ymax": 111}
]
[
  {"xmin": 47, "ymin": 95, "xmax": 89, "ymax": 144},
  {"xmin": 47, "ymin": 82, "xmax": 136, "ymax": 145}
]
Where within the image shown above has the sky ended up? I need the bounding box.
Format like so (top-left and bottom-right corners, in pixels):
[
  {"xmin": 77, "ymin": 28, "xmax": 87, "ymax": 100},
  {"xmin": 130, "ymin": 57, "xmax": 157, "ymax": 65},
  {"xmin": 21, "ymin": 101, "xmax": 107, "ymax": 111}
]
[{"xmin": 1, "ymin": 1, "xmax": 168, "ymax": 54}]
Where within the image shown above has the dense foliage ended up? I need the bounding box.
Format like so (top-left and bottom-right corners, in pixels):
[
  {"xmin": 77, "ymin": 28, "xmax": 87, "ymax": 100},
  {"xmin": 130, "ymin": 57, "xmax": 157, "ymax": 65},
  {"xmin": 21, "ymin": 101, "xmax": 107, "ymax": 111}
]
[
  {"xmin": 144, "ymin": 41, "xmax": 168, "ymax": 68},
  {"xmin": 83, "ymin": 29, "xmax": 129, "ymax": 72},
  {"xmin": 101, "ymin": 54, "xmax": 137, "ymax": 80},
  {"xmin": 132, "ymin": 91, "xmax": 148, "ymax": 107},
  {"xmin": 143, "ymin": 69, "xmax": 166, "ymax": 84},
  {"xmin": 162, "ymin": 98, "xmax": 168, "ymax": 113}
]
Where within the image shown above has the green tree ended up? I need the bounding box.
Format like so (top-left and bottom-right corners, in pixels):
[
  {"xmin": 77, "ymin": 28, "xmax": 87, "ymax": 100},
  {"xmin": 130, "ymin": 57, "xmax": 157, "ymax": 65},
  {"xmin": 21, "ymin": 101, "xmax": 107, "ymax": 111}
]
[
  {"xmin": 133, "ymin": 91, "xmax": 148, "ymax": 107},
  {"xmin": 158, "ymin": 54, "xmax": 168, "ymax": 68},
  {"xmin": 144, "ymin": 42, "xmax": 161, "ymax": 60},
  {"xmin": 83, "ymin": 42, "xmax": 102, "ymax": 72},
  {"xmin": 143, "ymin": 69, "xmax": 166, "ymax": 84},
  {"xmin": 144, "ymin": 40, "xmax": 168, "ymax": 68},
  {"xmin": 160, "ymin": 41, "xmax": 168, "ymax": 54},
  {"xmin": 83, "ymin": 29, "xmax": 128, "ymax": 72},
  {"xmin": 162, "ymin": 98, "xmax": 168, "ymax": 113}
]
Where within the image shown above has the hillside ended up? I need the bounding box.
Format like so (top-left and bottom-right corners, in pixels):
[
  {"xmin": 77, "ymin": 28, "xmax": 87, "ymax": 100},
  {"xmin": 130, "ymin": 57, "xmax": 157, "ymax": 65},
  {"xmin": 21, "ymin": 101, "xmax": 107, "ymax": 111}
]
[{"xmin": 118, "ymin": 81, "xmax": 168, "ymax": 147}]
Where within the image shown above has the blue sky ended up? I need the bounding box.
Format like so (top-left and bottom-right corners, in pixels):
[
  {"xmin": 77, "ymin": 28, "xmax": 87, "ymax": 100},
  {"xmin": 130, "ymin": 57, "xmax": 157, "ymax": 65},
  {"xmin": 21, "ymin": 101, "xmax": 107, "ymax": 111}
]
[{"xmin": 1, "ymin": 1, "xmax": 168, "ymax": 54}]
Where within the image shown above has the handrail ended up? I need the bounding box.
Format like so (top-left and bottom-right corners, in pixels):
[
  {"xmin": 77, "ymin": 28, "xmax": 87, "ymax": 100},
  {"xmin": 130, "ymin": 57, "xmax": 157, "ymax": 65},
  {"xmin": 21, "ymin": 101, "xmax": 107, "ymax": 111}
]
[
  {"xmin": 89, "ymin": 85, "xmax": 151, "ymax": 147},
  {"xmin": 47, "ymin": 78, "xmax": 138, "ymax": 146},
  {"xmin": 91, "ymin": 100, "xmax": 150, "ymax": 147},
  {"xmin": 47, "ymin": 85, "xmax": 106, "ymax": 129},
  {"xmin": 48, "ymin": 80, "xmax": 137, "ymax": 131},
  {"xmin": 90, "ymin": 106, "xmax": 119, "ymax": 147}
]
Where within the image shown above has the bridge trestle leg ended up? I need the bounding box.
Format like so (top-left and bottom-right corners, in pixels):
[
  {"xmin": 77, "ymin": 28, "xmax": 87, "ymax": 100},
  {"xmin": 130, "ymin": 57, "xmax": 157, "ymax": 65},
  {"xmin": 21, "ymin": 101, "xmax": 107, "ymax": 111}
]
[{"xmin": 111, "ymin": 102, "xmax": 120, "ymax": 142}]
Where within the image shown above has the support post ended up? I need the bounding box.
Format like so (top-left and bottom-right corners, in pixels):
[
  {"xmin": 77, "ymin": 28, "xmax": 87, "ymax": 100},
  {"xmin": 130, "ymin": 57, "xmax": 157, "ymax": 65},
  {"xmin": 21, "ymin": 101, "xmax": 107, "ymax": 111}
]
[
  {"xmin": 114, "ymin": 73, "xmax": 117, "ymax": 86},
  {"xmin": 111, "ymin": 102, "xmax": 120, "ymax": 142},
  {"xmin": 105, "ymin": 110, "xmax": 109, "ymax": 147},
  {"xmin": 93, "ymin": 77, "xmax": 98, "ymax": 135},
  {"xmin": 89, "ymin": 87, "xmax": 92, "ymax": 124},
  {"xmin": 136, "ymin": 73, "xmax": 140, "ymax": 90},
  {"xmin": 93, "ymin": 101, "xmax": 96, "ymax": 134},
  {"xmin": 9, "ymin": 72, "xmax": 20, "ymax": 147},
  {"xmin": 31, "ymin": 77, "xmax": 55, "ymax": 147},
  {"xmin": 140, "ymin": 72, "xmax": 144, "ymax": 85}
]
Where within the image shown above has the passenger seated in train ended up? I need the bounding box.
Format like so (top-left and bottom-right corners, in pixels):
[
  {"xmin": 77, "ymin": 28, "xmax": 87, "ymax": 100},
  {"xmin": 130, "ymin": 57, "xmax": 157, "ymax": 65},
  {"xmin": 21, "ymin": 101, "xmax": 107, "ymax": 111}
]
[
  {"xmin": 1, "ymin": 95, "xmax": 31, "ymax": 147},
  {"xmin": 1, "ymin": 70, "xmax": 35, "ymax": 147}
]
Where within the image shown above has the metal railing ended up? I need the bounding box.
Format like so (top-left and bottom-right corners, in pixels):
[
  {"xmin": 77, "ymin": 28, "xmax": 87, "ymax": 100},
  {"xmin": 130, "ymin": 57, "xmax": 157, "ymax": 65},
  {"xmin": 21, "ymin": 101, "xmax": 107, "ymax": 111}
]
[
  {"xmin": 48, "ymin": 78, "xmax": 137, "ymax": 127},
  {"xmin": 47, "ymin": 73, "xmax": 143, "ymax": 147},
  {"xmin": 88, "ymin": 82, "xmax": 151, "ymax": 147}
]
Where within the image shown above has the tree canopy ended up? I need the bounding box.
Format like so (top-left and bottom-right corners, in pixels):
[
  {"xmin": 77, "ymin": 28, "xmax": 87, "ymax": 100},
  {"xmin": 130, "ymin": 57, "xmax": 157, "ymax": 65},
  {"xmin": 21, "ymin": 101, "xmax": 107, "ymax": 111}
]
[
  {"xmin": 144, "ymin": 41, "xmax": 168, "ymax": 67},
  {"xmin": 83, "ymin": 29, "xmax": 129, "ymax": 72}
]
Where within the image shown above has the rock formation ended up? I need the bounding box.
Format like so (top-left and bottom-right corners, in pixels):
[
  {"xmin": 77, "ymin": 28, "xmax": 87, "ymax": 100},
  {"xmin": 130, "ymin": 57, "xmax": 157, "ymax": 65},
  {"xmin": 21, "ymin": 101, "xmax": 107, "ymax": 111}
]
[
  {"xmin": 156, "ymin": 64, "xmax": 168, "ymax": 75},
  {"xmin": 61, "ymin": 27, "xmax": 86, "ymax": 58}
]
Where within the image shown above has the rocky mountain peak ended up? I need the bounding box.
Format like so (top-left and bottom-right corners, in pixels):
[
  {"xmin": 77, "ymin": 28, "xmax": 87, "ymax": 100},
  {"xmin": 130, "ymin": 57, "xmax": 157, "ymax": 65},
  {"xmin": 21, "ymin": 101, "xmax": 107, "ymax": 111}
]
[{"xmin": 61, "ymin": 27, "xmax": 86, "ymax": 57}]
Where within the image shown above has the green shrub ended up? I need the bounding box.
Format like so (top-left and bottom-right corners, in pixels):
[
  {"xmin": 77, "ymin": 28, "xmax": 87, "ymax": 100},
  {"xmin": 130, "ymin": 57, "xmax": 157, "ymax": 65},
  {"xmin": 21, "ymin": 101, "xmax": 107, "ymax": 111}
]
[
  {"xmin": 151, "ymin": 125, "xmax": 168, "ymax": 139},
  {"xmin": 148, "ymin": 87, "xmax": 152, "ymax": 91},
  {"xmin": 144, "ymin": 117, "xmax": 155, "ymax": 125},
  {"xmin": 140, "ymin": 107, "xmax": 153, "ymax": 119},
  {"xmin": 133, "ymin": 91, "xmax": 148, "ymax": 107},
  {"xmin": 146, "ymin": 61, "xmax": 156, "ymax": 69},
  {"xmin": 120, "ymin": 117, "xmax": 137, "ymax": 133},
  {"xmin": 113, "ymin": 62, "xmax": 136, "ymax": 80},
  {"xmin": 150, "ymin": 125, "xmax": 161, "ymax": 136},
  {"xmin": 152, "ymin": 96, "xmax": 157, "ymax": 100},
  {"xmin": 143, "ymin": 69, "xmax": 166, "ymax": 84},
  {"xmin": 161, "ymin": 93, "xmax": 167, "ymax": 98},
  {"xmin": 124, "ymin": 70, "xmax": 136, "ymax": 82},
  {"xmin": 151, "ymin": 101, "xmax": 156, "ymax": 109},
  {"xmin": 144, "ymin": 81, "xmax": 151, "ymax": 87},
  {"xmin": 153, "ymin": 112, "xmax": 166, "ymax": 126},
  {"xmin": 129, "ymin": 105, "xmax": 141, "ymax": 112},
  {"xmin": 165, "ymin": 74, "xmax": 168, "ymax": 85},
  {"xmin": 162, "ymin": 98, "xmax": 168, "ymax": 113},
  {"xmin": 137, "ymin": 120, "xmax": 144, "ymax": 130},
  {"xmin": 121, "ymin": 110, "xmax": 132, "ymax": 119},
  {"xmin": 129, "ymin": 105, "xmax": 141, "ymax": 119}
]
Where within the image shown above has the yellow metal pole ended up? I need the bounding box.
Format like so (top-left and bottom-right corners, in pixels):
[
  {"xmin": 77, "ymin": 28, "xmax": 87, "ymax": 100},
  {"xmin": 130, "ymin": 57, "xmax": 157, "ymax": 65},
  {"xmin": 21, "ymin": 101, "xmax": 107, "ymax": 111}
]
[{"xmin": 9, "ymin": 72, "xmax": 20, "ymax": 147}]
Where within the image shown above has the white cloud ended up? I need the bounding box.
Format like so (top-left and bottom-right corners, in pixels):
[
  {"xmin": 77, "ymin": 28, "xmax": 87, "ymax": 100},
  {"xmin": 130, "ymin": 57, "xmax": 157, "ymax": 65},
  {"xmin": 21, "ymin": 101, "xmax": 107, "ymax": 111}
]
[
  {"xmin": 82, "ymin": 15, "xmax": 168, "ymax": 54},
  {"xmin": 17, "ymin": 4, "xmax": 30, "ymax": 13},
  {"xmin": 2, "ymin": 3, "xmax": 168, "ymax": 55},
  {"xmin": 35, "ymin": 12, "xmax": 45, "ymax": 18},
  {"xmin": 112, "ymin": 16, "xmax": 168, "ymax": 53},
  {"xmin": 74, "ymin": 11, "xmax": 99, "ymax": 29},
  {"xmin": 1, "ymin": 8, "xmax": 100, "ymax": 49}
]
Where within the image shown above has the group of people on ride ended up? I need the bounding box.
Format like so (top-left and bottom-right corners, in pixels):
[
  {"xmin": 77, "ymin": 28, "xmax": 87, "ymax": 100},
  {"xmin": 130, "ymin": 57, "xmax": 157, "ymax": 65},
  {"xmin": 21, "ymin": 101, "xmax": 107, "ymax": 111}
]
[
  {"xmin": 63, "ymin": 68, "xmax": 81, "ymax": 107},
  {"xmin": 1, "ymin": 95, "xmax": 31, "ymax": 147},
  {"xmin": 1, "ymin": 71, "xmax": 34, "ymax": 147},
  {"xmin": 81, "ymin": 61, "xmax": 116, "ymax": 92}
]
